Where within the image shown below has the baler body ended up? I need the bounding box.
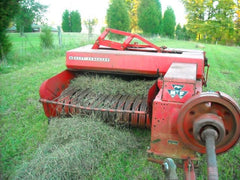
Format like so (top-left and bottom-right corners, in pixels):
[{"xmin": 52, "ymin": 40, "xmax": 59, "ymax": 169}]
[{"xmin": 39, "ymin": 28, "xmax": 240, "ymax": 179}]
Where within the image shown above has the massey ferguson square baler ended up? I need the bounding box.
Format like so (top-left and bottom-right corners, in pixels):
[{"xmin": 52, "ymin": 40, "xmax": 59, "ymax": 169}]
[{"xmin": 39, "ymin": 28, "xmax": 240, "ymax": 180}]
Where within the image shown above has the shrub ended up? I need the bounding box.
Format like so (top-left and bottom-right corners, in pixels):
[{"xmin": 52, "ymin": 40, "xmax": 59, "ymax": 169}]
[{"xmin": 40, "ymin": 26, "xmax": 53, "ymax": 48}]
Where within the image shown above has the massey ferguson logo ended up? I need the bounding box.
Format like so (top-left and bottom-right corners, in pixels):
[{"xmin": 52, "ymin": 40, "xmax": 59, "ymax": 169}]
[
  {"xmin": 69, "ymin": 56, "xmax": 110, "ymax": 62},
  {"xmin": 168, "ymin": 85, "xmax": 187, "ymax": 99}
]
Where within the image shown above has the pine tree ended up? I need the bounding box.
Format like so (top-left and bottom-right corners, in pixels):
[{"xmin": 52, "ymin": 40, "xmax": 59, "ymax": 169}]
[
  {"xmin": 175, "ymin": 24, "xmax": 182, "ymax": 40},
  {"xmin": 107, "ymin": 0, "xmax": 130, "ymax": 39},
  {"xmin": 70, "ymin": 11, "xmax": 82, "ymax": 32},
  {"xmin": 137, "ymin": 0, "xmax": 162, "ymax": 35},
  {"xmin": 62, "ymin": 10, "xmax": 71, "ymax": 32},
  {"xmin": 162, "ymin": 6, "xmax": 176, "ymax": 38}
]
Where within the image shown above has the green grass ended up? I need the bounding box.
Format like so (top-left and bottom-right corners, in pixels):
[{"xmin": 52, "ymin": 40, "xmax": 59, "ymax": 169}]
[
  {"xmin": 0, "ymin": 33, "xmax": 240, "ymax": 179},
  {"xmin": 12, "ymin": 117, "xmax": 152, "ymax": 179},
  {"xmin": 0, "ymin": 33, "xmax": 97, "ymax": 74}
]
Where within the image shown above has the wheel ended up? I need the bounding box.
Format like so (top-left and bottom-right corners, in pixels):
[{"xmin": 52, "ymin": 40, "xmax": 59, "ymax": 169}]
[{"xmin": 177, "ymin": 91, "xmax": 240, "ymax": 154}]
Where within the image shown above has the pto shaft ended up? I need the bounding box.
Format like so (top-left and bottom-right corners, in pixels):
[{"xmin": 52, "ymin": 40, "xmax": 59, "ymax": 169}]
[
  {"xmin": 193, "ymin": 114, "xmax": 226, "ymax": 180},
  {"xmin": 201, "ymin": 128, "xmax": 219, "ymax": 180}
]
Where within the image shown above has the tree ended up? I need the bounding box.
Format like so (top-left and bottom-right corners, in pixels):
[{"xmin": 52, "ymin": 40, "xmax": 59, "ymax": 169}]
[
  {"xmin": 107, "ymin": 0, "xmax": 130, "ymax": 39},
  {"xmin": 70, "ymin": 11, "xmax": 82, "ymax": 32},
  {"xmin": 62, "ymin": 10, "xmax": 82, "ymax": 32},
  {"xmin": 62, "ymin": 10, "xmax": 71, "ymax": 32},
  {"xmin": 181, "ymin": 0, "xmax": 205, "ymax": 40},
  {"xmin": 84, "ymin": 18, "xmax": 98, "ymax": 37},
  {"xmin": 0, "ymin": 0, "xmax": 20, "ymax": 62},
  {"xmin": 175, "ymin": 24, "xmax": 191, "ymax": 40},
  {"xmin": 15, "ymin": 0, "xmax": 47, "ymax": 36},
  {"xmin": 162, "ymin": 6, "xmax": 176, "ymax": 38},
  {"xmin": 175, "ymin": 24, "xmax": 183, "ymax": 40},
  {"xmin": 137, "ymin": 0, "xmax": 162, "ymax": 35},
  {"xmin": 182, "ymin": 25, "xmax": 191, "ymax": 40},
  {"xmin": 234, "ymin": 0, "xmax": 240, "ymax": 45},
  {"xmin": 182, "ymin": 0, "xmax": 236, "ymax": 44},
  {"xmin": 125, "ymin": 0, "xmax": 140, "ymax": 32}
]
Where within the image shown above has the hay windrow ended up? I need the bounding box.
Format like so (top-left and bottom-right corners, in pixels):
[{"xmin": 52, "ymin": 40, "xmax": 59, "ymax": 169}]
[
  {"xmin": 13, "ymin": 116, "xmax": 145, "ymax": 179},
  {"xmin": 69, "ymin": 73, "xmax": 156, "ymax": 97}
]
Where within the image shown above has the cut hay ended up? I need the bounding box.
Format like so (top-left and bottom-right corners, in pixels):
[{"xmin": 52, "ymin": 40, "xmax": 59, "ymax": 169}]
[
  {"xmin": 69, "ymin": 73, "xmax": 156, "ymax": 97},
  {"xmin": 13, "ymin": 115, "xmax": 146, "ymax": 179}
]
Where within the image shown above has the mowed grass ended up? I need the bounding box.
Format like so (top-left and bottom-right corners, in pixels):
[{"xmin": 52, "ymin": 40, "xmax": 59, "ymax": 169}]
[{"xmin": 0, "ymin": 32, "xmax": 240, "ymax": 179}]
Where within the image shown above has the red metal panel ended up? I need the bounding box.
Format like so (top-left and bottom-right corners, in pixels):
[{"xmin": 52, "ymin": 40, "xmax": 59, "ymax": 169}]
[
  {"xmin": 39, "ymin": 70, "xmax": 75, "ymax": 117},
  {"xmin": 66, "ymin": 47, "xmax": 205, "ymax": 79},
  {"xmin": 162, "ymin": 63, "xmax": 197, "ymax": 103},
  {"xmin": 149, "ymin": 90, "xmax": 197, "ymax": 159}
]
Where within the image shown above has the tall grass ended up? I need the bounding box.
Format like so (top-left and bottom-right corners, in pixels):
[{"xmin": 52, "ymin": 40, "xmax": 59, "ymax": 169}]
[{"xmin": 0, "ymin": 32, "xmax": 98, "ymax": 178}]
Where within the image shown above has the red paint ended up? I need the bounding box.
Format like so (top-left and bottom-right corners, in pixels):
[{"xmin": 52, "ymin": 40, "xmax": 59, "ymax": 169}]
[
  {"xmin": 39, "ymin": 29, "xmax": 240, "ymax": 179},
  {"xmin": 184, "ymin": 159, "xmax": 196, "ymax": 180}
]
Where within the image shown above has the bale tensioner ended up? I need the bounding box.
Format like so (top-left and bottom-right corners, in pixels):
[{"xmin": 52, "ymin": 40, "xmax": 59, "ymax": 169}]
[{"xmin": 39, "ymin": 28, "xmax": 240, "ymax": 179}]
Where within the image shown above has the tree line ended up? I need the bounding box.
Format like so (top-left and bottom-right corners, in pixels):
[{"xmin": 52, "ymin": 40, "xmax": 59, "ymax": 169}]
[
  {"xmin": 107, "ymin": 0, "xmax": 177, "ymax": 38},
  {"xmin": 61, "ymin": 0, "xmax": 177, "ymax": 38},
  {"xmin": 106, "ymin": 0, "xmax": 239, "ymax": 45},
  {"xmin": 1, "ymin": 0, "xmax": 239, "ymax": 62}
]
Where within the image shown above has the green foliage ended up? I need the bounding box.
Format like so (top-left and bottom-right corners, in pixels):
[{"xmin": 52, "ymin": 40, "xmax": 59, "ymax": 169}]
[
  {"xmin": 15, "ymin": 0, "xmax": 47, "ymax": 36},
  {"xmin": 62, "ymin": 10, "xmax": 82, "ymax": 32},
  {"xmin": 175, "ymin": 24, "xmax": 190, "ymax": 40},
  {"xmin": 137, "ymin": 0, "xmax": 162, "ymax": 35},
  {"xmin": 40, "ymin": 26, "xmax": 53, "ymax": 48},
  {"xmin": 175, "ymin": 24, "xmax": 182, "ymax": 40},
  {"xmin": 100, "ymin": 27, "xmax": 106, "ymax": 34},
  {"xmin": 84, "ymin": 18, "xmax": 98, "ymax": 36},
  {"xmin": 107, "ymin": 0, "xmax": 130, "ymax": 39},
  {"xmin": 0, "ymin": 0, "xmax": 20, "ymax": 61},
  {"xmin": 70, "ymin": 11, "xmax": 82, "ymax": 32},
  {"xmin": 182, "ymin": 0, "xmax": 237, "ymax": 44},
  {"xmin": 125, "ymin": 0, "xmax": 140, "ymax": 32},
  {"xmin": 61, "ymin": 10, "xmax": 71, "ymax": 32},
  {"xmin": 235, "ymin": 0, "xmax": 240, "ymax": 45},
  {"xmin": 0, "ymin": 32, "xmax": 11, "ymax": 63},
  {"xmin": 162, "ymin": 6, "xmax": 176, "ymax": 38}
]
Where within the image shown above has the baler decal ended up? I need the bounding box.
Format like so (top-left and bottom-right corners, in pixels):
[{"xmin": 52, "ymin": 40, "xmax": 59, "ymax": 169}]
[
  {"xmin": 69, "ymin": 56, "xmax": 110, "ymax": 62},
  {"xmin": 168, "ymin": 85, "xmax": 187, "ymax": 99}
]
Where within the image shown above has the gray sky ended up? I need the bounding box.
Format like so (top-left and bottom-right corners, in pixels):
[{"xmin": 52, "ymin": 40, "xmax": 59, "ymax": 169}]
[{"xmin": 38, "ymin": 0, "xmax": 186, "ymax": 31}]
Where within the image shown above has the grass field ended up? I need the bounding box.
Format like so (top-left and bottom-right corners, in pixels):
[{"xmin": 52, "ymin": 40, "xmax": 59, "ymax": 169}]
[{"xmin": 0, "ymin": 32, "xmax": 240, "ymax": 179}]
